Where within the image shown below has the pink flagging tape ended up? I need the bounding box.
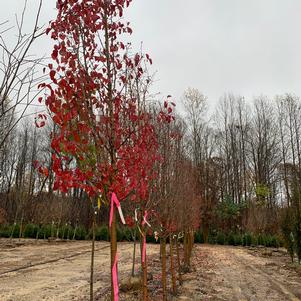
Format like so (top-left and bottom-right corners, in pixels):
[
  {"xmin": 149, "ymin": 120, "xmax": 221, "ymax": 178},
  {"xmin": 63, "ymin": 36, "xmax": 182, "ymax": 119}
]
[
  {"xmin": 112, "ymin": 254, "xmax": 119, "ymax": 301},
  {"xmin": 141, "ymin": 210, "xmax": 150, "ymax": 264},
  {"xmin": 109, "ymin": 192, "xmax": 126, "ymax": 227},
  {"xmin": 142, "ymin": 234, "xmax": 146, "ymax": 263},
  {"xmin": 142, "ymin": 210, "xmax": 151, "ymax": 227},
  {"xmin": 109, "ymin": 192, "xmax": 126, "ymax": 301},
  {"xmin": 117, "ymin": 205, "xmax": 126, "ymax": 225}
]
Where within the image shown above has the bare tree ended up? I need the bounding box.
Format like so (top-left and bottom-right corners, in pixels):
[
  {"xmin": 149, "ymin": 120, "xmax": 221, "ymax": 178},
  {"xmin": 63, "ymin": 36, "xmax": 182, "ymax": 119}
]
[{"xmin": 0, "ymin": 0, "xmax": 45, "ymax": 149}]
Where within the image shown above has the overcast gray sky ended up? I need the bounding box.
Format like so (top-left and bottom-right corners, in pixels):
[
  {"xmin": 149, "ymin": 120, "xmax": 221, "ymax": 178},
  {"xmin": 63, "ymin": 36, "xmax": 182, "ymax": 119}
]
[{"xmin": 2, "ymin": 0, "xmax": 301, "ymax": 109}]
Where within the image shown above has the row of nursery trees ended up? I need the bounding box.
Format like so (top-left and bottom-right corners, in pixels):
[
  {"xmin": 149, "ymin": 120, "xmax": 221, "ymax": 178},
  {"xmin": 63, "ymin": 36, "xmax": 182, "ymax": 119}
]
[
  {"xmin": 0, "ymin": 0, "xmax": 301, "ymax": 299},
  {"xmin": 1, "ymin": 1, "xmax": 199, "ymax": 300},
  {"xmin": 39, "ymin": 1, "xmax": 200, "ymax": 300}
]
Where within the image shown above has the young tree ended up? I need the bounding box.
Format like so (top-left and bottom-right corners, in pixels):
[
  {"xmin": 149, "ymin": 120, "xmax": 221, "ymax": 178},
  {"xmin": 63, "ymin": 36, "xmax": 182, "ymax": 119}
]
[
  {"xmin": 0, "ymin": 0, "xmax": 45, "ymax": 149},
  {"xmin": 41, "ymin": 1, "xmax": 172, "ymax": 300}
]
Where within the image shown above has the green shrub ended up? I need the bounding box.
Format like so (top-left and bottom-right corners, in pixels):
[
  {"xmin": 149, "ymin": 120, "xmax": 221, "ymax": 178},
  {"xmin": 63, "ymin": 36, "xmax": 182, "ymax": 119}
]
[
  {"xmin": 242, "ymin": 233, "xmax": 252, "ymax": 246},
  {"xmin": 264, "ymin": 235, "xmax": 272, "ymax": 247},
  {"xmin": 66, "ymin": 225, "xmax": 73, "ymax": 239},
  {"xmin": 96, "ymin": 225, "xmax": 109, "ymax": 241},
  {"xmin": 123, "ymin": 227, "xmax": 133, "ymax": 242},
  {"xmin": 281, "ymin": 208, "xmax": 295, "ymax": 261},
  {"xmin": 146, "ymin": 233, "xmax": 156, "ymax": 243},
  {"xmin": 58, "ymin": 224, "xmax": 73, "ymax": 239},
  {"xmin": 293, "ymin": 216, "xmax": 301, "ymax": 264},
  {"xmin": 10, "ymin": 224, "xmax": 20, "ymax": 238},
  {"xmin": 23, "ymin": 224, "xmax": 39, "ymax": 238},
  {"xmin": 251, "ymin": 234, "xmax": 258, "ymax": 246},
  {"xmin": 208, "ymin": 232, "xmax": 216, "ymax": 244},
  {"xmin": 257, "ymin": 234, "xmax": 265, "ymax": 246},
  {"xmin": 0, "ymin": 224, "xmax": 11, "ymax": 238},
  {"xmin": 216, "ymin": 232, "xmax": 225, "ymax": 245},
  {"xmin": 227, "ymin": 233, "xmax": 235, "ymax": 245},
  {"xmin": 38, "ymin": 224, "xmax": 54, "ymax": 239},
  {"xmin": 202, "ymin": 230, "xmax": 282, "ymax": 248},
  {"xmin": 270, "ymin": 235, "xmax": 280, "ymax": 248},
  {"xmin": 234, "ymin": 234, "xmax": 242, "ymax": 246},
  {"xmin": 74, "ymin": 225, "xmax": 86, "ymax": 240},
  {"xmin": 116, "ymin": 227, "xmax": 124, "ymax": 241},
  {"xmin": 195, "ymin": 231, "xmax": 204, "ymax": 243}
]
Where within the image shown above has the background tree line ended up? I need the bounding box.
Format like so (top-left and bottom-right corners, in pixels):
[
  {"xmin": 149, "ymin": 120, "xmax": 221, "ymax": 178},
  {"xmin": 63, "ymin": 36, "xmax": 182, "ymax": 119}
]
[
  {"xmin": 0, "ymin": 89, "xmax": 299, "ymax": 231},
  {"xmin": 1, "ymin": 2, "xmax": 299, "ymax": 264},
  {"xmin": 183, "ymin": 89, "xmax": 301, "ymax": 261}
]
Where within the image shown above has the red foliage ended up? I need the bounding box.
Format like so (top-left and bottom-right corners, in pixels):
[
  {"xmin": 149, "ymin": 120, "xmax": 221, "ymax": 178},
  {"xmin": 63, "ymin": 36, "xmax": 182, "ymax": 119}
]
[
  {"xmin": 125, "ymin": 215, "xmax": 135, "ymax": 228},
  {"xmin": 40, "ymin": 0, "xmax": 174, "ymax": 205}
]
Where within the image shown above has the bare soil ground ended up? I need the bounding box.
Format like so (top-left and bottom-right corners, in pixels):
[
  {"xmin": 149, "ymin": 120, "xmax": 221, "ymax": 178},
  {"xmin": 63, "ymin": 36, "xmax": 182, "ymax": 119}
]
[
  {"xmin": 177, "ymin": 245, "xmax": 301, "ymax": 301},
  {"xmin": 0, "ymin": 239, "xmax": 301, "ymax": 301}
]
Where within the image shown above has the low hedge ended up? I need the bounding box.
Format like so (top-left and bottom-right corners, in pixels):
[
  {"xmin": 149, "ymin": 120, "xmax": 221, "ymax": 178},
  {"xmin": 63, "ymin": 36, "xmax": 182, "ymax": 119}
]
[
  {"xmin": 0, "ymin": 223, "xmax": 158, "ymax": 242},
  {"xmin": 0, "ymin": 224, "xmax": 20, "ymax": 238},
  {"xmin": 195, "ymin": 230, "xmax": 283, "ymax": 248},
  {"xmin": 0, "ymin": 223, "xmax": 283, "ymax": 248}
]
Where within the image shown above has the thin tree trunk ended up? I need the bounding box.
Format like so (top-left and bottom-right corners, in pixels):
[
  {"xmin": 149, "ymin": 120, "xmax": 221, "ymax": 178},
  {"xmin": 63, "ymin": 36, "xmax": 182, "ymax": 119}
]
[
  {"xmin": 90, "ymin": 212, "xmax": 96, "ymax": 301},
  {"xmin": 176, "ymin": 238, "xmax": 182, "ymax": 285},
  {"xmin": 169, "ymin": 235, "xmax": 176, "ymax": 295},
  {"xmin": 110, "ymin": 210, "xmax": 117, "ymax": 301},
  {"xmin": 19, "ymin": 214, "xmax": 24, "ymax": 241},
  {"xmin": 141, "ymin": 233, "xmax": 148, "ymax": 300},
  {"xmin": 183, "ymin": 231, "xmax": 189, "ymax": 269},
  {"xmin": 131, "ymin": 228, "xmax": 137, "ymax": 277},
  {"xmin": 187, "ymin": 230, "xmax": 194, "ymax": 267},
  {"xmin": 10, "ymin": 210, "xmax": 18, "ymax": 239},
  {"xmin": 73, "ymin": 225, "xmax": 77, "ymax": 240},
  {"xmin": 103, "ymin": 7, "xmax": 118, "ymax": 299},
  {"xmin": 161, "ymin": 237, "xmax": 167, "ymax": 301}
]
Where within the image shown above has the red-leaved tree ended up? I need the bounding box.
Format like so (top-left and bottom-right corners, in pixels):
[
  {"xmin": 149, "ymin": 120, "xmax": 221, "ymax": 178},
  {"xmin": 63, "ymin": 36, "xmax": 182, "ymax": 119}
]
[{"xmin": 39, "ymin": 1, "xmax": 173, "ymax": 300}]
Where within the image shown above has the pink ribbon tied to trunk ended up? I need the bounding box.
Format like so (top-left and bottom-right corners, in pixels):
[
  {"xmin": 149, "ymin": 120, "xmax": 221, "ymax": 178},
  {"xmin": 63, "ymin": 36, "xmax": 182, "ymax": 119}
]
[
  {"xmin": 109, "ymin": 192, "xmax": 126, "ymax": 301},
  {"xmin": 109, "ymin": 192, "xmax": 126, "ymax": 227},
  {"xmin": 141, "ymin": 210, "xmax": 151, "ymax": 263},
  {"xmin": 141, "ymin": 210, "xmax": 151, "ymax": 227}
]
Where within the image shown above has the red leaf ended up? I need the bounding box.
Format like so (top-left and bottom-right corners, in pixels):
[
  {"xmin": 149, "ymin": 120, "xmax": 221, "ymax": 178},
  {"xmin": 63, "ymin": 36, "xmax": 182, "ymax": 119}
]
[
  {"xmin": 51, "ymin": 49, "xmax": 58, "ymax": 60},
  {"xmin": 43, "ymin": 167, "xmax": 49, "ymax": 177},
  {"xmin": 50, "ymin": 70, "xmax": 56, "ymax": 81},
  {"xmin": 96, "ymin": 56, "xmax": 106, "ymax": 63}
]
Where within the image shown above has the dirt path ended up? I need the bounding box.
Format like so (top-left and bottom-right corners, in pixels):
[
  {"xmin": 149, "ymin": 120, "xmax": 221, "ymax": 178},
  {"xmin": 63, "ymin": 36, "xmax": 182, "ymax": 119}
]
[
  {"xmin": 1, "ymin": 240, "xmax": 301, "ymax": 301},
  {"xmin": 178, "ymin": 245, "xmax": 301, "ymax": 301}
]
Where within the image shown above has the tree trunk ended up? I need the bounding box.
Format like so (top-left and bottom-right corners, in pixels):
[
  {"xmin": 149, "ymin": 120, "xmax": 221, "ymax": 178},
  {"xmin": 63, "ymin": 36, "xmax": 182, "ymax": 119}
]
[
  {"xmin": 161, "ymin": 237, "xmax": 167, "ymax": 301},
  {"xmin": 176, "ymin": 238, "xmax": 182, "ymax": 285},
  {"xmin": 169, "ymin": 235, "xmax": 176, "ymax": 295},
  {"xmin": 73, "ymin": 225, "xmax": 77, "ymax": 240},
  {"xmin": 110, "ymin": 210, "xmax": 117, "ymax": 301},
  {"xmin": 131, "ymin": 228, "xmax": 137, "ymax": 277},
  {"xmin": 141, "ymin": 233, "xmax": 148, "ymax": 300},
  {"xmin": 187, "ymin": 230, "xmax": 194, "ymax": 267},
  {"xmin": 19, "ymin": 214, "xmax": 24, "ymax": 241},
  {"xmin": 90, "ymin": 212, "xmax": 96, "ymax": 301},
  {"xmin": 183, "ymin": 231, "xmax": 188, "ymax": 269}
]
